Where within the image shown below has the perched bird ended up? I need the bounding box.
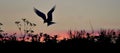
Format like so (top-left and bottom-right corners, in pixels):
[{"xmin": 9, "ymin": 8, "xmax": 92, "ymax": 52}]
[{"xmin": 34, "ymin": 5, "xmax": 56, "ymax": 26}]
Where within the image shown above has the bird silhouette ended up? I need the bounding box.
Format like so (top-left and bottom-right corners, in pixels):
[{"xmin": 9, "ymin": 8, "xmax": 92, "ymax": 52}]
[{"xmin": 34, "ymin": 5, "xmax": 56, "ymax": 26}]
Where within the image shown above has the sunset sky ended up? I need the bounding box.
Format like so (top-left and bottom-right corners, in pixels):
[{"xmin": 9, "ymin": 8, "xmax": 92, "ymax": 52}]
[{"xmin": 0, "ymin": 0, "xmax": 120, "ymax": 36}]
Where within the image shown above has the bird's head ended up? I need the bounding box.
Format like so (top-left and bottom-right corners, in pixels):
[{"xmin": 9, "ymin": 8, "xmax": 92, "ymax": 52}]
[{"xmin": 47, "ymin": 22, "xmax": 55, "ymax": 26}]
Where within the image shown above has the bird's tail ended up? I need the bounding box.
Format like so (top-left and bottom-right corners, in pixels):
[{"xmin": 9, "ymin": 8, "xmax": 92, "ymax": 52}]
[{"xmin": 47, "ymin": 22, "xmax": 55, "ymax": 26}]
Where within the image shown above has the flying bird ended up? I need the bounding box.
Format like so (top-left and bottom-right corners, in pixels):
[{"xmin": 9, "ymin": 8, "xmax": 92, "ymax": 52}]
[{"xmin": 34, "ymin": 5, "xmax": 56, "ymax": 26}]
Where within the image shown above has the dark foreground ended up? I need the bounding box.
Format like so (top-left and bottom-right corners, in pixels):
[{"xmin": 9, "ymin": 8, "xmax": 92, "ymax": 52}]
[
  {"xmin": 0, "ymin": 38, "xmax": 120, "ymax": 48},
  {"xmin": 0, "ymin": 29, "xmax": 120, "ymax": 48}
]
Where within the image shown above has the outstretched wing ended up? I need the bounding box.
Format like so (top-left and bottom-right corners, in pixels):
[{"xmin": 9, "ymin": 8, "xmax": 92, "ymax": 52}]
[
  {"xmin": 34, "ymin": 8, "xmax": 46, "ymax": 21},
  {"xmin": 47, "ymin": 5, "xmax": 56, "ymax": 22}
]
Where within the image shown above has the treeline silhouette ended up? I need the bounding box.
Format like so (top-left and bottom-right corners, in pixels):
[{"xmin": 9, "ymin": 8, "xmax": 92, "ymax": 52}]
[{"xmin": 0, "ymin": 29, "xmax": 120, "ymax": 48}]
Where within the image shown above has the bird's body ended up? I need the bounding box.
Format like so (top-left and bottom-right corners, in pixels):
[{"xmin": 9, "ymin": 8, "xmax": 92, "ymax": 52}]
[{"xmin": 34, "ymin": 5, "xmax": 56, "ymax": 26}]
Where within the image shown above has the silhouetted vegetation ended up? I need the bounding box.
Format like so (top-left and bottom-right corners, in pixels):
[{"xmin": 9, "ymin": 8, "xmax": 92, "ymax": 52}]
[
  {"xmin": 0, "ymin": 28, "xmax": 120, "ymax": 48},
  {"xmin": 0, "ymin": 19, "xmax": 120, "ymax": 48}
]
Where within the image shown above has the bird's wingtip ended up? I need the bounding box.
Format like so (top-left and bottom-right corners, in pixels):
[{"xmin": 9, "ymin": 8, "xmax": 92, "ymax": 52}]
[
  {"xmin": 33, "ymin": 7, "xmax": 36, "ymax": 10},
  {"xmin": 54, "ymin": 5, "xmax": 56, "ymax": 8}
]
